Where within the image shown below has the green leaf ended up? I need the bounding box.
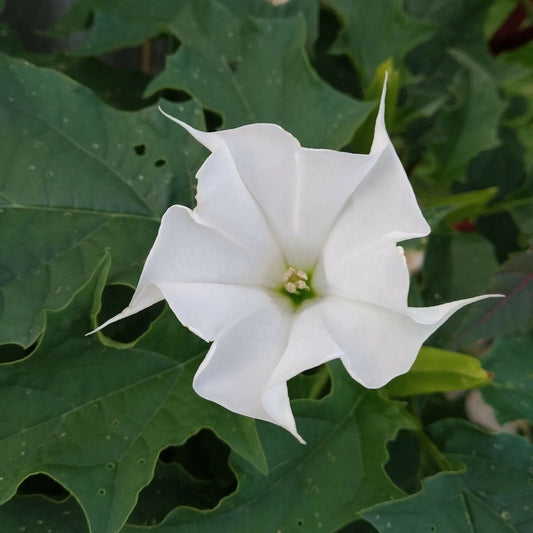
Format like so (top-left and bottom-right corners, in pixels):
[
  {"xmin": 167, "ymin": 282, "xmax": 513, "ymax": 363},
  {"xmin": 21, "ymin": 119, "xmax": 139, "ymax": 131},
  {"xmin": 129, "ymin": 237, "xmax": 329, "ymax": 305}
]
[
  {"xmin": 481, "ymin": 332, "xmax": 533, "ymax": 425},
  {"xmin": 0, "ymin": 494, "xmax": 88, "ymax": 533},
  {"xmin": 324, "ymin": 0, "xmax": 433, "ymax": 87},
  {"xmin": 39, "ymin": 55, "xmax": 154, "ymax": 111},
  {"xmin": 0, "ymin": 53, "xmax": 206, "ymax": 347},
  {"xmin": 423, "ymin": 232, "xmax": 499, "ymax": 305},
  {"xmin": 51, "ymin": 0, "xmax": 320, "ymax": 56},
  {"xmin": 500, "ymin": 43, "xmax": 533, "ymax": 169},
  {"xmin": 146, "ymin": 4, "xmax": 372, "ymax": 149},
  {"xmin": 507, "ymin": 170, "xmax": 533, "ymax": 242},
  {"xmin": 423, "ymin": 187, "xmax": 499, "ymax": 229},
  {"xmin": 460, "ymin": 128, "xmax": 527, "ymax": 200},
  {"xmin": 421, "ymin": 231, "xmax": 499, "ymax": 347},
  {"xmin": 449, "ymin": 250, "xmax": 533, "ymax": 349},
  {"xmin": 404, "ymin": 0, "xmax": 513, "ymax": 97},
  {"xmin": 120, "ymin": 361, "xmax": 414, "ymax": 532},
  {"xmin": 510, "ymin": 197, "xmax": 533, "ymax": 242},
  {"xmin": 362, "ymin": 420, "xmax": 533, "ymax": 532},
  {"xmin": 0, "ymin": 257, "xmax": 266, "ymax": 533},
  {"xmin": 215, "ymin": 0, "xmax": 320, "ymax": 52},
  {"xmin": 385, "ymin": 346, "xmax": 492, "ymax": 397},
  {"xmin": 417, "ymin": 50, "xmax": 507, "ymax": 185}
]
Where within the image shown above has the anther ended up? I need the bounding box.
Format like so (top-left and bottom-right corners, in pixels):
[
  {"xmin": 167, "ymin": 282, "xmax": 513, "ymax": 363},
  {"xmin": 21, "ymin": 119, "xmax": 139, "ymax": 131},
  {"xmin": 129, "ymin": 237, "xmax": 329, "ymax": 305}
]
[{"xmin": 282, "ymin": 266, "xmax": 310, "ymax": 295}]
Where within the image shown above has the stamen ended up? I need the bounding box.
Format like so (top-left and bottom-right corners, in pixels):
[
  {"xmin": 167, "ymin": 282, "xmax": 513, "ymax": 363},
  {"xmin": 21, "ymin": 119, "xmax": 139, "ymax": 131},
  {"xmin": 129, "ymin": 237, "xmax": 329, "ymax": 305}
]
[
  {"xmin": 296, "ymin": 270, "xmax": 308, "ymax": 280},
  {"xmin": 286, "ymin": 282, "xmax": 297, "ymax": 294},
  {"xmin": 282, "ymin": 266, "xmax": 310, "ymax": 295}
]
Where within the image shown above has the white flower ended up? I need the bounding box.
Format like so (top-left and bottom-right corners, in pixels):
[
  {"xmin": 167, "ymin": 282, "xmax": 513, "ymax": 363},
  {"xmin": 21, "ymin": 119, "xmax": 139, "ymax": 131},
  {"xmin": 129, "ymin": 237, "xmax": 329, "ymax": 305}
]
[{"xmin": 95, "ymin": 83, "xmax": 496, "ymax": 442}]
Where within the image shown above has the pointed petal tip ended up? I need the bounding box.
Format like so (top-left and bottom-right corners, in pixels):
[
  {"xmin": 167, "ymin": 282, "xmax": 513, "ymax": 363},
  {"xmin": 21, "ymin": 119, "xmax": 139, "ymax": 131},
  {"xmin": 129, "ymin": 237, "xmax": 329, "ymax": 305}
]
[
  {"xmin": 282, "ymin": 418, "xmax": 306, "ymax": 444},
  {"xmin": 378, "ymin": 70, "xmax": 388, "ymax": 117},
  {"xmin": 408, "ymin": 292, "xmax": 505, "ymax": 326},
  {"xmin": 370, "ymin": 72, "xmax": 390, "ymax": 155},
  {"xmin": 85, "ymin": 304, "xmax": 145, "ymax": 337},
  {"xmin": 159, "ymin": 105, "xmax": 222, "ymax": 152},
  {"xmin": 84, "ymin": 317, "xmax": 115, "ymax": 337},
  {"xmin": 294, "ymin": 432, "xmax": 306, "ymax": 445},
  {"xmin": 158, "ymin": 105, "xmax": 187, "ymax": 128}
]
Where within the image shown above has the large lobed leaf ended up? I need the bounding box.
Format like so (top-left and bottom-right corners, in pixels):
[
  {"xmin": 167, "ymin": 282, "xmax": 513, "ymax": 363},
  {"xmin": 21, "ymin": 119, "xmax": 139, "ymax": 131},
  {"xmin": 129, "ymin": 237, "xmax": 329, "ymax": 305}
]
[
  {"xmin": 0, "ymin": 53, "xmax": 206, "ymax": 347},
  {"xmin": 413, "ymin": 51, "xmax": 507, "ymax": 186},
  {"xmin": 120, "ymin": 362, "xmax": 413, "ymax": 532},
  {"xmin": 362, "ymin": 419, "xmax": 533, "ymax": 532},
  {"xmin": 0, "ymin": 258, "xmax": 415, "ymax": 533},
  {"xmin": 145, "ymin": 1, "xmax": 372, "ymax": 148},
  {"xmin": 325, "ymin": 0, "xmax": 433, "ymax": 87},
  {"xmin": 50, "ymin": 0, "xmax": 320, "ymax": 56},
  {"xmin": 0, "ymin": 257, "xmax": 266, "ymax": 533}
]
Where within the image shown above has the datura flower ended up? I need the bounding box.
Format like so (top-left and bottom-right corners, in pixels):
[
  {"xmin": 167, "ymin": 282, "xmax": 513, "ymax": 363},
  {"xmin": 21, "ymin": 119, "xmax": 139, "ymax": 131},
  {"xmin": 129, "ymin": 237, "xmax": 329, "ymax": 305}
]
[{"xmin": 96, "ymin": 83, "xmax": 496, "ymax": 442}]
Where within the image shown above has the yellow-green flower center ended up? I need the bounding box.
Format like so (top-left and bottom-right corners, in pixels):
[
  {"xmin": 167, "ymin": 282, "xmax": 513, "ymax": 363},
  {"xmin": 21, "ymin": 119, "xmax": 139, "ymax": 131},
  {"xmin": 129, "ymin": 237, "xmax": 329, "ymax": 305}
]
[
  {"xmin": 282, "ymin": 266, "xmax": 310, "ymax": 294},
  {"xmin": 280, "ymin": 266, "xmax": 316, "ymax": 307}
]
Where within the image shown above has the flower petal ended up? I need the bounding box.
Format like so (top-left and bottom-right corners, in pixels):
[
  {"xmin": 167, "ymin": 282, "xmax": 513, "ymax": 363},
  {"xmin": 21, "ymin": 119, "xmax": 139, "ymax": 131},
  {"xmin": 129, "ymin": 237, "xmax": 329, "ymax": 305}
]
[
  {"xmin": 314, "ymin": 237, "xmax": 410, "ymax": 313},
  {"xmin": 272, "ymin": 295, "xmax": 499, "ymax": 390},
  {"xmin": 94, "ymin": 205, "xmax": 280, "ymax": 332},
  {"xmin": 321, "ymin": 141, "xmax": 430, "ymax": 257},
  {"xmin": 159, "ymin": 108, "xmax": 380, "ymax": 268},
  {"xmin": 321, "ymin": 82, "xmax": 430, "ymax": 267},
  {"xmin": 160, "ymin": 109, "xmax": 300, "ymax": 259},
  {"xmin": 194, "ymin": 143, "xmax": 284, "ymax": 267},
  {"xmin": 157, "ymin": 283, "xmax": 276, "ymax": 341},
  {"xmin": 290, "ymin": 148, "xmax": 379, "ymax": 267},
  {"xmin": 193, "ymin": 299, "xmax": 304, "ymax": 442},
  {"xmin": 267, "ymin": 301, "xmax": 342, "ymax": 388}
]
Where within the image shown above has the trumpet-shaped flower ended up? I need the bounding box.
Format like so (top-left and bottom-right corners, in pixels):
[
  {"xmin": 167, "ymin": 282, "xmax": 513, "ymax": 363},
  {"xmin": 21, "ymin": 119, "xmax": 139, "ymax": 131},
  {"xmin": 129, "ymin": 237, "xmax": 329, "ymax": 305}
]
[{"xmin": 95, "ymin": 84, "xmax": 496, "ymax": 442}]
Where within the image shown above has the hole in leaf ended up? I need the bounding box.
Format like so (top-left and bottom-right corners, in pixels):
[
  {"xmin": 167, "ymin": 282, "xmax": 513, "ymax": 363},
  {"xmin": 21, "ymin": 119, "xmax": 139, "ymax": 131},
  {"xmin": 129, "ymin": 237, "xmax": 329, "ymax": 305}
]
[
  {"xmin": 96, "ymin": 284, "xmax": 165, "ymax": 344},
  {"xmin": 160, "ymin": 429, "xmax": 234, "ymax": 482},
  {"xmin": 17, "ymin": 474, "xmax": 69, "ymax": 501},
  {"xmin": 134, "ymin": 144, "xmax": 146, "ymax": 155},
  {"xmin": 0, "ymin": 339, "xmax": 38, "ymax": 363},
  {"xmin": 203, "ymin": 109, "xmax": 223, "ymax": 132},
  {"xmin": 154, "ymin": 158, "xmax": 166, "ymax": 167},
  {"xmin": 336, "ymin": 519, "xmax": 379, "ymax": 532},
  {"xmin": 227, "ymin": 59, "xmax": 240, "ymax": 73},
  {"xmin": 297, "ymin": 519, "xmax": 304, "ymax": 526},
  {"xmin": 97, "ymin": 488, "xmax": 106, "ymax": 495},
  {"xmin": 128, "ymin": 430, "xmax": 236, "ymax": 525},
  {"xmin": 159, "ymin": 89, "xmax": 191, "ymax": 103}
]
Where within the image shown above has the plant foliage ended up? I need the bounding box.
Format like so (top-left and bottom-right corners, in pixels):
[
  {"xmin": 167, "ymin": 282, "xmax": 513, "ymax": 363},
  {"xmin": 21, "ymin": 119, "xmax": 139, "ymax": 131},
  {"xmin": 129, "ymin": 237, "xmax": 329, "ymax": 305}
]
[{"xmin": 0, "ymin": 1, "xmax": 531, "ymax": 531}]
